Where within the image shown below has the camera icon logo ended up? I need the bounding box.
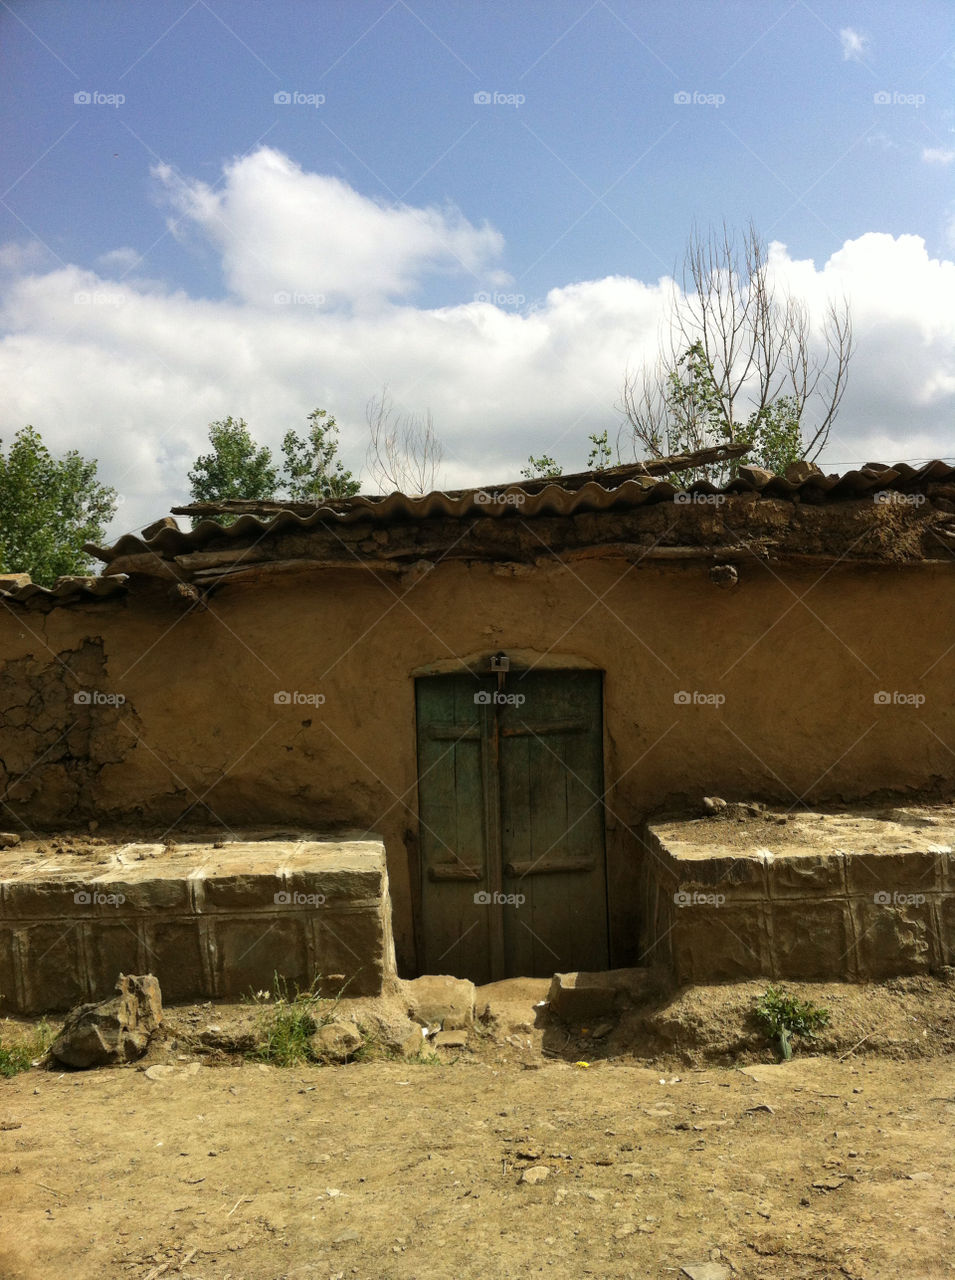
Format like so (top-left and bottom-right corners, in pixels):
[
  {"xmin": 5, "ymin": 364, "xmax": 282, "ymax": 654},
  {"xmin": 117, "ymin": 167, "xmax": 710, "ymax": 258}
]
[
  {"xmin": 474, "ymin": 291, "xmax": 491, "ymax": 303},
  {"xmin": 274, "ymin": 691, "xmax": 291, "ymax": 705},
  {"xmin": 673, "ymin": 691, "xmax": 691, "ymax": 705},
  {"xmin": 673, "ymin": 90, "xmax": 691, "ymax": 104},
  {"xmin": 73, "ymin": 890, "xmax": 91, "ymax": 905},
  {"xmin": 473, "ymin": 890, "xmax": 491, "ymax": 904},
  {"xmin": 73, "ymin": 691, "xmax": 91, "ymax": 705},
  {"xmin": 873, "ymin": 891, "xmax": 891, "ymax": 905},
  {"xmin": 274, "ymin": 891, "xmax": 291, "ymax": 905},
  {"xmin": 873, "ymin": 691, "xmax": 891, "ymax": 705},
  {"xmin": 474, "ymin": 690, "xmax": 492, "ymax": 705},
  {"xmin": 274, "ymin": 91, "xmax": 292, "ymax": 104},
  {"xmin": 673, "ymin": 891, "xmax": 691, "ymax": 907},
  {"xmin": 873, "ymin": 91, "xmax": 891, "ymax": 105},
  {"xmin": 473, "ymin": 91, "xmax": 491, "ymax": 104},
  {"xmin": 74, "ymin": 91, "xmax": 91, "ymax": 104}
]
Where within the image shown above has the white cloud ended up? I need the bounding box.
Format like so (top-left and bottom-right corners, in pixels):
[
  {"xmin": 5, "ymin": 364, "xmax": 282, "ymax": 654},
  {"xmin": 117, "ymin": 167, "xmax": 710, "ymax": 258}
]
[
  {"xmin": 153, "ymin": 148, "xmax": 506, "ymax": 308},
  {"xmin": 95, "ymin": 247, "xmax": 145, "ymax": 274},
  {"xmin": 839, "ymin": 27, "xmax": 869, "ymax": 62},
  {"xmin": 1, "ymin": 151, "xmax": 954, "ymax": 540},
  {"xmin": 922, "ymin": 147, "xmax": 955, "ymax": 166}
]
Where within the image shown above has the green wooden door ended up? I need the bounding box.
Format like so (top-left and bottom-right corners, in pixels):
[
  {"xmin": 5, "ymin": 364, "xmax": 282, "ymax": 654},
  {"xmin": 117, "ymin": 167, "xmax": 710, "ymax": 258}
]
[{"xmin": 415, "ymin": 669, "xmax": 608, "ymax": 983}]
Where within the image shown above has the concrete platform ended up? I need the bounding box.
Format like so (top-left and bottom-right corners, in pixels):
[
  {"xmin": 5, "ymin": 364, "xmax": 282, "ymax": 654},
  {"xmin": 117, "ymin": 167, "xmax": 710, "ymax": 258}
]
[
  {"xmin": 638, "ymin": 805, "xmax": 955, "ymax": 983},
  {"xmin": 0, "ymin": 833, "xmax": 396, "ymax": 1013}
]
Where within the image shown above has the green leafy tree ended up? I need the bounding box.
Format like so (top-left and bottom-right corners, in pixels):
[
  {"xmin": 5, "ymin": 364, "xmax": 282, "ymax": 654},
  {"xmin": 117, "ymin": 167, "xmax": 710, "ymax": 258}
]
[
  {"xmin": 282, "ymin": 409, "xmax": 359, "ymax": 501},
  {"xmin": 0, "ymin": 426, "xmax": 117, "ymax": 587},
  {"xmin": 621, "ymin": 223, "xmax": 852, "ymax": 484},
  {"xmin": 187, "ymin": 417, "xmax": 279, "ymax": 524},
  {"xmin": 521, "ymin": 454, "xmax": 563, "ymax": 480}
]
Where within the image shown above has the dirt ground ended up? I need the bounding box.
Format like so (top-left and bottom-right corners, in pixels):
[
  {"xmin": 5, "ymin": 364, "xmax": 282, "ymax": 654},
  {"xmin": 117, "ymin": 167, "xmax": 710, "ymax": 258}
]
[{"xmin": 1, "ymin": 976, "xmax": 954, "ymax": 1280}]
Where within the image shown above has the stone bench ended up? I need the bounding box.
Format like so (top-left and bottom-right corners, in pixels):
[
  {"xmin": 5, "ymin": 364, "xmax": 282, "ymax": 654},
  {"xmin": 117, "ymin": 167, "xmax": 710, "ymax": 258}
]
[{"xmin": 0, "ymin": 835, "xmax": 396, "ymax": 1013}]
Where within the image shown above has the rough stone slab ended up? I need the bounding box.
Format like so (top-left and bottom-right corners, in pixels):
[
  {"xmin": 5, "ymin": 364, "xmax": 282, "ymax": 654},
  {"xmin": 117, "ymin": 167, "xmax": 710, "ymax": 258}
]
[
  {"xmin": 548, "ymin": 967, "xmax": 651, "ymax": 1020},
  {"xmin": 405, "ymin": 974, "xmax": 476, "ymax": 1028}
]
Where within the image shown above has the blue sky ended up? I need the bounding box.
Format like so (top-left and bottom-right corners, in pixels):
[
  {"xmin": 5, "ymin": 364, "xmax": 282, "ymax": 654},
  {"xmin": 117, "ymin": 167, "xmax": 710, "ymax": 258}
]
[{"xmin": 1, "ymin": 1, "xmax": 954, "ymax": 533}]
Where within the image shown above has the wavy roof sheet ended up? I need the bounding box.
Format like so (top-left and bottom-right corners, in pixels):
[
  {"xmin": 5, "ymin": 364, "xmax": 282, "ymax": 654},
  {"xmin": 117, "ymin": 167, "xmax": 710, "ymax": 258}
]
[{"xmin": 86, "ymin": 458, "xmax": 955, "ymax": 565}]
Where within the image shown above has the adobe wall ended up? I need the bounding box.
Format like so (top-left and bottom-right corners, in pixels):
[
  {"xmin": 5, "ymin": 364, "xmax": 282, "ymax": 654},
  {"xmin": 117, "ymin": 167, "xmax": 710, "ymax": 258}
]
[{"xmin": 1, "ymin": 556, "xmax": 953, "ymax": 973}]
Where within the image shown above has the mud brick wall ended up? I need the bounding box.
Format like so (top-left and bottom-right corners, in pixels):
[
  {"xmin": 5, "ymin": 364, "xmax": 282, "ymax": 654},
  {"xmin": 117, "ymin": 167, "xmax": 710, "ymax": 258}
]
[
  {"xmin": 638, "ymin": 823, "xmax": 955, "ymax": 983},
  {"xmin": 0, "ymin": 839, "xmax": 396, "ymax": 1014}
]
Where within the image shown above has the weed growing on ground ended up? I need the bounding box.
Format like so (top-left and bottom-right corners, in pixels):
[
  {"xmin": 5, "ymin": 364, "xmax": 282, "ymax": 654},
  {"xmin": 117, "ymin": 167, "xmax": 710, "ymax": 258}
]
[
  {"xmin": 754, "ymin": 986, "xmax": 830, "ymax": 1060},
  {"xmin": 0, "ymin": 1022, "xmax": 53, "ymax": 1077},
  {"xmin": 248, "ymin": 976, "xmax": 340, "ymax": 1068}
]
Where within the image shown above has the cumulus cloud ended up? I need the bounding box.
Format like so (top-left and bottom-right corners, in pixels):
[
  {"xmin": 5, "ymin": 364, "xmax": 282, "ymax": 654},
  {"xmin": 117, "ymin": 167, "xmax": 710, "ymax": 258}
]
[
  {"xmin": 839, "ymin": 27, "xmax": 869, "ymax": 62},
  {"xmin": 1, "ymin": 150, "xmax": 954, "ymax": 540},
  {"xmin": 153, "ymin": 148, "xmax": 507, "ymax": 308},
  {"xmin": 922, "ymin": 147, "xmax": 955, "ymax": 166}
]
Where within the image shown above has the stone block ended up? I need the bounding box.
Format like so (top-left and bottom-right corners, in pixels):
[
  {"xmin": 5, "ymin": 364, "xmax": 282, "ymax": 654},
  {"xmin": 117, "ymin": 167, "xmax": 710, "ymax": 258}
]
[
  {"xmin": 50, "ymin": 973, "xmax": 163, "ymax": 1069},
  {"xmin": 144, "ymin": 920, "xmax": 208, "ymax": 1003},
  {"xmin": 671, "ymin": 904, "xmax": 770, "ymax": 982},
  {"xmin": 94, "ymin": 876, "xmax": 191, "ymax": 914},
  {"xmin": 85, "ymin": 921, "xmax": 143, "ymax": 1001},
  {"xmin": 771, "ymin": 901, "xmax": 852, "ymax": 980},
  {"xmin": 314, "ymin": 908, "xmax": 384, "ymax": 997},
  {"xmin": 288, "ymin": 867, "xmax": 382, "ymax": 905},
  {"xmin": 844, "ymin": 850, "xmax": 940, "ymax": 898},
  {"xmin": 939, "ymin": 895, "xmax": 955, "ymax": 965},
  {"xmin": 0, "ymin": 926, "xmax": 19, "ymax": 1011},
  {"xmin": 770, "ymin": 854, "xmax": 846, "ymax": 898},
  {"xmin": 547, "ymin": 967, "xmax": 652, "ymax": 1021},
  {"xmin": 19, "ymin": 923, "xmax": 86, "ymax": 1011},
  {"xmin": 3, "ymin": 878, "xmax": 93, "ymax": 918},
  {"xmin": 201, "ymin": 873, "xmax": 286, "ymax": 912},
  {"xmin": 214, "ymin": 915, "xmax": 309, "ymax": 999},
  {"xmin": 852, "ymin": 899, "xmax": 936, "ymax": 978}
]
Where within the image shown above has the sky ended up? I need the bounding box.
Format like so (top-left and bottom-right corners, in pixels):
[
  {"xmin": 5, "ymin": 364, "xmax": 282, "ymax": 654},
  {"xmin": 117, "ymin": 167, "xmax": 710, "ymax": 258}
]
[{"xmin": 1, "ymin": 0, "xmax": 954, "ymax": 539}]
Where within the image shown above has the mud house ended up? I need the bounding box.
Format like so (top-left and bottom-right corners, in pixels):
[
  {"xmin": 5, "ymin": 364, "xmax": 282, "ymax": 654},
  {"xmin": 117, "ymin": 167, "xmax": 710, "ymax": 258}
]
[{"xmin": 1, "ymin": 453, "xmax": 954, "ymax": 1007}]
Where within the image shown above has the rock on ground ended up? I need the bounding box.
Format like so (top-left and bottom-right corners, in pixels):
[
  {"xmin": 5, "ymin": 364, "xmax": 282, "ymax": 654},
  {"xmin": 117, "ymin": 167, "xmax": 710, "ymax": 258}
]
[{"xmin": 50, "ymin": 974, "xmax": 163, "ymax": 1069}]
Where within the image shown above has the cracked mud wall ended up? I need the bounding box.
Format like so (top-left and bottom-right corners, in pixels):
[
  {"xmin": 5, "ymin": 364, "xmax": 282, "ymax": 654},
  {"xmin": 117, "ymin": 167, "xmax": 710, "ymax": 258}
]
[{"xmin": 0, "ymin": 557, "xmax": 953, "ymax": 972}]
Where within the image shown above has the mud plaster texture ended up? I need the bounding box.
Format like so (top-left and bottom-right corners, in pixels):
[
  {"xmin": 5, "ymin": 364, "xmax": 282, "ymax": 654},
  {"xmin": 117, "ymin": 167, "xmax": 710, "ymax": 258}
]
[{"xmin": 0, "ymin": 553, "xmax": 953, "ymax": 975}]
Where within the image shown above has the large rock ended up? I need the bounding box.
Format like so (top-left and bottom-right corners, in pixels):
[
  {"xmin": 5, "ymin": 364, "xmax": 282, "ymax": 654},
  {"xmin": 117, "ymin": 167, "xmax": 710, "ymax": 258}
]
[
  {"xmin": 404, "ymin": 974, "xmax": 475, "ymax": 1029},
  {"xmin": 50, "ymin": 973, "xmax": 163, "ymax": 1069},
  {"xmin": 310, "ymin": 1021, "xmax": 363, "ymax": 1062}
]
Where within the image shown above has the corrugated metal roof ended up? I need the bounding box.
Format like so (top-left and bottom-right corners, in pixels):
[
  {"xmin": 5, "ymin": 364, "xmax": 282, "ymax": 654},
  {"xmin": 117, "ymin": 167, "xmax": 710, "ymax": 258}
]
[
  {"xmin": 86, "ymin": 458, "xmax": 955, "ymax": 565},
  {"xmin": 0, "ymin": 575, "xmax": 128, "ymax": 605}
]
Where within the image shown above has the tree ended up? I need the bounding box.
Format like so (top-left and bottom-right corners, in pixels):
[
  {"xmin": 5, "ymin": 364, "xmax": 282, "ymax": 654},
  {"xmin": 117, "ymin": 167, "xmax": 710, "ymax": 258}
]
[
  {"xmin": 283, "ymin": 409, "xmax": 359, "ymax": 501},
  {"xmin": 0, "ymin": 426, "xmax": 117, "ymax": 587},
  {"xmin": 365, "ymin": 389, "xmax": 443, "ymax": 495},
  {"xmin": 188, "ymin": 417, "xmax": 279, "ymax": 524},
  {"xmin": 520, "ymin": 454, "xmax": 563, "ymax": 480},
  {"xmin": 620, "ymin": 223, "xmax": 852, "ymax": 484}
]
